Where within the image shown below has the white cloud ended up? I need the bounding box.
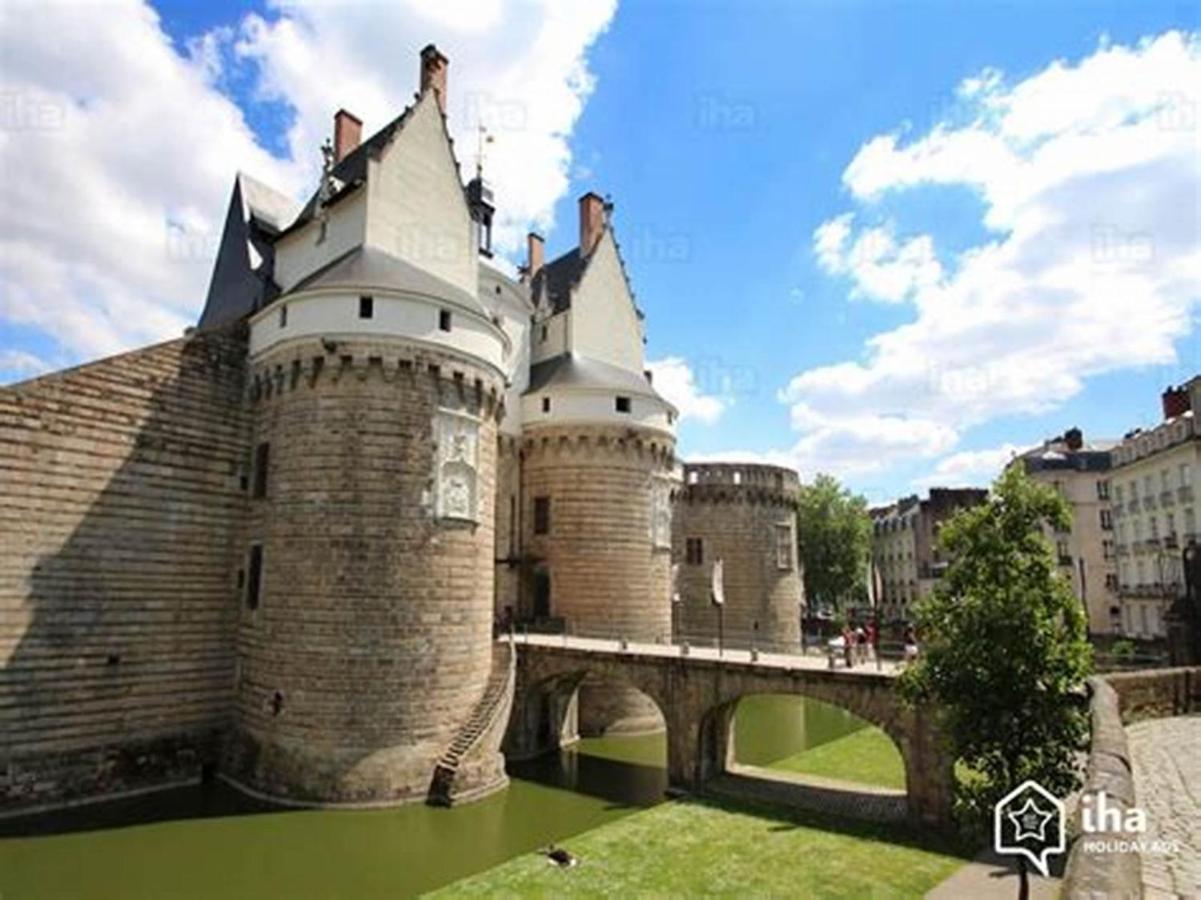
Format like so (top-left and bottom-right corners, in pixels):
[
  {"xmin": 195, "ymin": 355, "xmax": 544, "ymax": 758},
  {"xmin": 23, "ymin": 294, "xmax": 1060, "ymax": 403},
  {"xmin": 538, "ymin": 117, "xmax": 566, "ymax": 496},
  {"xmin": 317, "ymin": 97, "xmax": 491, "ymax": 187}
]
[
  {"xmin": 813, "ymin": 214, "xmax": 943, "ymax": 303},
  {"xmin": 0, "ymin": 0, "xmax": 616, "ymax": 367},
  {"xmin": 0, "ymin": 349, "xmax": 49, "ymax": 382},
  {"xmin": 912, "ymin": 443, "xmax": 1023, "ymax": 490},
  {"xmin": 646, "ymin": 356, "xmax": 727, "ymax": 424},
  {"xmin": 783, "ymin": 31, "xmax": 1201, "ymax": 478}
]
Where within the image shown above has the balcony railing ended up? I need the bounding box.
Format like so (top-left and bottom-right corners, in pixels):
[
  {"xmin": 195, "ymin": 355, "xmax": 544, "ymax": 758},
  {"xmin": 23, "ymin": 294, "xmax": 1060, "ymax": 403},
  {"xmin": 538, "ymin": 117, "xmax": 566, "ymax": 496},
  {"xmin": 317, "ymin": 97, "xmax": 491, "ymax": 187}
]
[
  {"xmin": 1160, "ymin": 490, "xmax": 1175, "ymax": 507},
  {"xmin": 1116, "ymin": 544, "xmax": 1130, "ymax": 556},
  {"xmin": 1143, "ymin": 495, "xmax": 1158, "ymax": 511},
  {"xmin": 1180, "ymin": 485, "xmax": 1195, "ymax": 503},
  {"xmin": 1058, "ymin": 554, "xmax": 1074, "ymax": 566},
  {"xmin": 1164, "ymin": 534, "xmax": 1179, "ymax": 549}
]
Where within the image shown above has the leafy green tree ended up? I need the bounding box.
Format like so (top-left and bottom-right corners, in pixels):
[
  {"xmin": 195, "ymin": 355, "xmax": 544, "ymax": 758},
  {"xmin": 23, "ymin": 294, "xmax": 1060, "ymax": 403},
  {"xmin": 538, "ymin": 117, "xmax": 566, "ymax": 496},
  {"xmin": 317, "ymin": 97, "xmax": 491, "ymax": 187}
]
[
  {"xmin": 900, "ymin": 465, "xmax": 1092, "ymax": 894},
  {"xmin": 796, "ymin": 474, "xmax": 872, "ymax": 611}
]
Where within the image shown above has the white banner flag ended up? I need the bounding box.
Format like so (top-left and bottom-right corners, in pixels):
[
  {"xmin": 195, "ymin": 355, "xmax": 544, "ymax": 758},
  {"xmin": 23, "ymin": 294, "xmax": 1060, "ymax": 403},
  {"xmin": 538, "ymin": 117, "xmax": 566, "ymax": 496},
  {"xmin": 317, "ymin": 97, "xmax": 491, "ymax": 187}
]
[{"xmin": 710, "ymin": 558, "xmax": 725, "ymax": 607}]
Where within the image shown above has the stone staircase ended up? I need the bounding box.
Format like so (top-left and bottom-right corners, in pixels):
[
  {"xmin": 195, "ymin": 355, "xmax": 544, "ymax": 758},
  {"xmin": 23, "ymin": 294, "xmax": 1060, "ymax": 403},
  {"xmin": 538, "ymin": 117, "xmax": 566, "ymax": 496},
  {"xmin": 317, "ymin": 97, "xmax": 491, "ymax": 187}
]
[{"xmin": 427, "ymin": 640, "xmax": 514, "ymax": 806}]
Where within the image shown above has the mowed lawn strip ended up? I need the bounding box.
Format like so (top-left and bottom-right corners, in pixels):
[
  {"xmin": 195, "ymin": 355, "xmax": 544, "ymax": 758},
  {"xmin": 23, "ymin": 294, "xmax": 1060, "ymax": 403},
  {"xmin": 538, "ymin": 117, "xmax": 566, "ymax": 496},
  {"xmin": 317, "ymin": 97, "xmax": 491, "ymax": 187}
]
[
  {"xmin": 767, "ymin": 727, "xmax": 907, "ymax": 791},
  {"xmin": 432, "ymin": 796, "xmax": 966, "ymax": 898}
]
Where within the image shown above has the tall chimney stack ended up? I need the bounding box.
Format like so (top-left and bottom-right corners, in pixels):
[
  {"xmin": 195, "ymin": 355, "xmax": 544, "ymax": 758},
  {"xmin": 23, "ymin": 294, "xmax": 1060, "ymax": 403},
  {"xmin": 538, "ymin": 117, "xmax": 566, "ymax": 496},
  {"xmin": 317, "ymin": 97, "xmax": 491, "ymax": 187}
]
[
  {"xmin": 1162, "ymin": 384, "xmax": 1191, "ymax": 420},
  {"xmin": 579, "ymin": 191, "xmax": 605, "ymax": 255},
  {"xmin": 420, "ymin": 44, "xmax": 449, "ymax": 115},
  {"xmin": 527, "ymin": 233, "xmax": 545, "ymax": 281},
  {"xmin": 333, "ymin": 109, "xmax": 362, "ymax": 164}
]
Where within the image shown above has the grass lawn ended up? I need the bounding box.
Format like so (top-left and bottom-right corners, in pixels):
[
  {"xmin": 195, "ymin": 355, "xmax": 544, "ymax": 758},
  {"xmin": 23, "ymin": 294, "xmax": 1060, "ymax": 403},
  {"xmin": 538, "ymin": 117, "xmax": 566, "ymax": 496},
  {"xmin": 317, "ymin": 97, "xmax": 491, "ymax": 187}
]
[
  {"xmin": 766, "ymin": 727, "xmax": 907, "ymax": 791},
  {"xmin": 432, "ymin": 795, "xmax": 967, "ymax": 898}
]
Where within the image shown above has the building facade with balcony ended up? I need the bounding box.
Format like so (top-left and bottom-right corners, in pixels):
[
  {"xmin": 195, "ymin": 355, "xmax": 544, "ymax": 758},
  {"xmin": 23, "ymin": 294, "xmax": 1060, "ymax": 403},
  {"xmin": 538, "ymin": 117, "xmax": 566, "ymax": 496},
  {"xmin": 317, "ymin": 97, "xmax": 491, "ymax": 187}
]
[
  {"xmin": 1014, "ymin": 428, "xmax": 1118, "ymax": 636},
  {"xmin": 1110, "ymin": 379, "xmax": 1201, "ymax": 640},
  {"xmin": 870, "ymin": 488, "xmax": 988, "ymax": 619}
]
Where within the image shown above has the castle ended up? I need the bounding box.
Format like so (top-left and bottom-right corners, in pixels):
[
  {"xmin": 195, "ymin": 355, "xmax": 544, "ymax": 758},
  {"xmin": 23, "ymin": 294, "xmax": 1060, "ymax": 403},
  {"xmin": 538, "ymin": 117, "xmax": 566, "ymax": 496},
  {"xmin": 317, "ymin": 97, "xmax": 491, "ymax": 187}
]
[{"xmin": 0, "ymin": 46, "xmax": 802, "ymax": 814}]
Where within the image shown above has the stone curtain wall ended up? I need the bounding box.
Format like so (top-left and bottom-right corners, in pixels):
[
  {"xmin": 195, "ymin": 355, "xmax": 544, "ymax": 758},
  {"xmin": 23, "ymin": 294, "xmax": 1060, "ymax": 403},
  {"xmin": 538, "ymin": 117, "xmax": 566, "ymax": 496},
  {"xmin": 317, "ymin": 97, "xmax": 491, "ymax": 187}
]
[
  {"xmin": 673, "ymin": 464, "xmax": 802, "ymax": 653},
  {"xmin": 0, "ymin": 329, "xmax": 251, "ymax": 814},
  {"xmin": 223, "ymin": 341, "xmax": 505, "ymax": 805}
]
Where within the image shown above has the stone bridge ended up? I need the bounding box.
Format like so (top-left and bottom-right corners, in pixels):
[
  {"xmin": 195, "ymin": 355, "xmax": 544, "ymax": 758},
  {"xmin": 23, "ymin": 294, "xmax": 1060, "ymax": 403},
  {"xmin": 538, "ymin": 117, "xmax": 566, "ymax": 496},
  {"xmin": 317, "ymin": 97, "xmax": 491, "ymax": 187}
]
[{"xmin": 504, "ymin": 635, "xmax": 953, "ymax": 825}]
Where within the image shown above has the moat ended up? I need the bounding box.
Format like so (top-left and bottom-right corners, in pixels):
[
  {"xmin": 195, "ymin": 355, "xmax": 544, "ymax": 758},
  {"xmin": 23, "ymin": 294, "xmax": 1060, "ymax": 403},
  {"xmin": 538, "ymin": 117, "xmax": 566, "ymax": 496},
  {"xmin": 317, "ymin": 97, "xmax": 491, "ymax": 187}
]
[{"xmin": 0, "ymin": 696, "xmax": 892, "ymax": 898}]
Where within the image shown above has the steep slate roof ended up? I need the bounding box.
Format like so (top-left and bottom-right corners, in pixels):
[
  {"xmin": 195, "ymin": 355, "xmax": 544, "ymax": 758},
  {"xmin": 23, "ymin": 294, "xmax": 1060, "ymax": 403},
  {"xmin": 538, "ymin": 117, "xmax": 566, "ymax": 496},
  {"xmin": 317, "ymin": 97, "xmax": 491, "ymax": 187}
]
[
  {"xmin": 531, "ymin": 248, "xmax": 584, "ymax": 312},
  {"xmin": 524, "ymin": 352, "xmax": 662, "ymax": 399},
  {"xmin": 291, "ymin": 245, "xmax": 488, "ymax": 316}
]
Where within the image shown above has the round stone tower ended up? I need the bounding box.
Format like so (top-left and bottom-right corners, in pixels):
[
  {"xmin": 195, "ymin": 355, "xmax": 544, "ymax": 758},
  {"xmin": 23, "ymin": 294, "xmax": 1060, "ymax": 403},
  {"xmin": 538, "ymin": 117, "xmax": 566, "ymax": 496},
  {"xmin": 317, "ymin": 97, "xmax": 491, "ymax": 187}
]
[
  {"xmin": 521, "ymin": 424, "xmax": 676, "ymax": 733},
  {"xmin": 222, "ymin": 247, "xmax": 512, "ymax": 806},
  {"xmin": 673, "ymin": 463, "xmax": 803, "ymax": 653}
]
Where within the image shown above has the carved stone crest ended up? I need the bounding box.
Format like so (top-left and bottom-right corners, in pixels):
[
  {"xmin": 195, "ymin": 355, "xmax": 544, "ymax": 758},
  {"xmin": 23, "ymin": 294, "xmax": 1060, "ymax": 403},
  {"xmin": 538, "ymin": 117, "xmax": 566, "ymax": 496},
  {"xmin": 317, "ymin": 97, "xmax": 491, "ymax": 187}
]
[{"xmin": 434, "ymin": 410, "xmax": 480, "ymax": 521}]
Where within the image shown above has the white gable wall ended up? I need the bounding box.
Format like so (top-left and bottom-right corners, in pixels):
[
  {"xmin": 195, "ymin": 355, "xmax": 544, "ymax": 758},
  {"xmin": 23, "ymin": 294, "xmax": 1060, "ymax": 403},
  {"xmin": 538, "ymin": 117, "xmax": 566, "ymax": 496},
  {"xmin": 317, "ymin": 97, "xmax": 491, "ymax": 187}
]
[
  {"xmin": 568, "ymin": 230, "xmax": 644, "ymax": 373},
  {"xmin": 274, "ymin": 189, "xmax": 368, "ymax": 293},
  {"xmin": 365, "ymin": 95, "xmax": 476, "ymax": 296}
]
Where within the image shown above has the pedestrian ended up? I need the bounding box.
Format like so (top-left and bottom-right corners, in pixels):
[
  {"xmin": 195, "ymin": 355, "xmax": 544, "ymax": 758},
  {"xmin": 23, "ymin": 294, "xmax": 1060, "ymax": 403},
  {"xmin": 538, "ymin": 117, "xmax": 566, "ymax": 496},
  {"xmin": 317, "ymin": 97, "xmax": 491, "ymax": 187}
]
[
  {"xmin": 854, "ymin": 624, "xmax": 867, "ymax": 663},
  {"xmin": 903, "ymin": 623, "xmax": 919, "ymax": 663},
  {"xmin": 866, "ymin": 619, "xmax": 878, "ymax": 662},
  {"xmin": 842, "ymin": 624, "xmax": 854, "ymax": 668}
]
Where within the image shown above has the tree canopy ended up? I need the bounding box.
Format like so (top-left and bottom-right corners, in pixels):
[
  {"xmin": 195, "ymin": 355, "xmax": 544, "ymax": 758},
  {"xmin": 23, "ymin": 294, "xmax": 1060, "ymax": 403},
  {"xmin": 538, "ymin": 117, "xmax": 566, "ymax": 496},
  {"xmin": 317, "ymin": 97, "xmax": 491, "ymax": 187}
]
[
  {"xmin": 900, "ymin": 465, "xmax": 1093, "ymax": 837},
  {"xmin": 796, "ymin": 473, "xmax": 872, "ymax": 611}
]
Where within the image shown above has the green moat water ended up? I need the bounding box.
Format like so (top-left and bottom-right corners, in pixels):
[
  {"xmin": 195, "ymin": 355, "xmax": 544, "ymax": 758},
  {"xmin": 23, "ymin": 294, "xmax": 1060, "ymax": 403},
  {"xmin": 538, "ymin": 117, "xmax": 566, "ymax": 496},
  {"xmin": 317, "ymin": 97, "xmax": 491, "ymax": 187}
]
[{"xmin": 0, "ymin": 696, "xmax": 887, "ymax": 899}]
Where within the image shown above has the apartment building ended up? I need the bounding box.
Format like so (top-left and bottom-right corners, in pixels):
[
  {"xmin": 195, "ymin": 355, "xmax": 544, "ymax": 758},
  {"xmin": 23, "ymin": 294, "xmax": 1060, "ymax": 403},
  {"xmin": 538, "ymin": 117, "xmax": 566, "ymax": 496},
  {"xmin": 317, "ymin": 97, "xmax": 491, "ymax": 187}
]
[
  {"xmin": 870, "ymin": 488, "xmax": 988, "ymax": 618},
  {"xmin": 1014, "ymin": 429, "xmax": 1118, "ymax": 635},
  {"xmin": 1110, "ymin": 379, "xmax": 1200, "ymax": 639}
]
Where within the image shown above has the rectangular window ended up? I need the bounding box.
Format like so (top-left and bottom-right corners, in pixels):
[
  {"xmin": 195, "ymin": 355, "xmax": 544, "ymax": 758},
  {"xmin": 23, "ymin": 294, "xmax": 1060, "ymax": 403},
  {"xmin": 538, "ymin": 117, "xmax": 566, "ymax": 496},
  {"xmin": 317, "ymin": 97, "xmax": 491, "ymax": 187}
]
[
  {"xmin": 1103, "ymin": 539, "xmax": 1115, "ymax": 559},
  {"xmin": 1105, "ymin": 572, "xmax": 1118, "ymax": 591},
  {"xmin": 252, "ymin": 442, "xmax": 270, "ymax": 499},
  {"xmin": 533, "ymin": 496, "xmax": 550, "ymax": 535},
  {"xmin": 508, "ymin": 495, "xmax": 517, "ymax": 555},
  {"xmin": 775, "ymin": 523, "xmax": 793, "ymax": 570},
  {"xmin": 615, "ymin": 396, "xmax": 631, "ymax": 413},
  {"xmin": 541, "ymin": 396, "xmax": 551, "ymax": 413},
  {"xmin": 1100, "ymin": 508, "xmax": 1113, "ymax": 529},
  {"xmin": 540, "ymin": 324, "xmax": 548, "ymax": 342},
  {"xmin": 359, "ymin": 295, "xmax": 374, "ymax": 319},
  {"xmin": 1096, "ymin": 479, "xmax": 1109, "ymax": 500},
  {"xmin": 278, "ymin": 305, "xmax": 287, "ymax": 328},
  {"xmin": 246, "ymin": 544, "xmax": 263, "ymax": 610},
  {"xmin": 439, "ymin": 309, "xmax": 452, "ymax": 332},
  {"xmin": 685, "ymin": 537, "xmax": 704, "ymax": 565}
]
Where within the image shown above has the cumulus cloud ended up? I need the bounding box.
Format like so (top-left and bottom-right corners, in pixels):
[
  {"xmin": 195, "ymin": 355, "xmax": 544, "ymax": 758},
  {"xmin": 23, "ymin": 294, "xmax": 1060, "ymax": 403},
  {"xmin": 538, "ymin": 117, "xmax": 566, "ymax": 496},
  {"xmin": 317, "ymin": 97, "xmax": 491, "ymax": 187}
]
[
  {"xmin": 912, "ymin": 442, "xmax": 1024, "ymax": 490},
  {"xmin": 783, "ymin": 31, "xmax": 1201, "ymax": 479},
  {"xmin": 646, "ymin": 356, "xmax": 728, "ymax": 424},
  {"xmin": 0, "ymin": 0, "xmax": 616, "ymax": 369}
]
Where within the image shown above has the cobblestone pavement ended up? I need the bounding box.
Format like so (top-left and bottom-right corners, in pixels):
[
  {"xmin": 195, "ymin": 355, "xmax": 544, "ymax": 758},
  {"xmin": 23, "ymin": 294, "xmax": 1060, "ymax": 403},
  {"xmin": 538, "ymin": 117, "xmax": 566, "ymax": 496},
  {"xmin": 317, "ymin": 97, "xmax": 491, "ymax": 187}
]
[{"xmin": 1128, "ymin": 715, "xmax": 1201, "ymax": 899}]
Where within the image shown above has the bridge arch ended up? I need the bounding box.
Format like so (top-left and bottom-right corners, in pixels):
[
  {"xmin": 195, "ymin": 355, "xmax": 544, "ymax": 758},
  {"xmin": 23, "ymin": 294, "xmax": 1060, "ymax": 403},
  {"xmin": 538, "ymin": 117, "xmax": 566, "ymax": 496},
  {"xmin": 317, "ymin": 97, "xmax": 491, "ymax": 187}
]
[{"xmin": 506, "ymin": 638, "xmax": 953, "ymax": 825}]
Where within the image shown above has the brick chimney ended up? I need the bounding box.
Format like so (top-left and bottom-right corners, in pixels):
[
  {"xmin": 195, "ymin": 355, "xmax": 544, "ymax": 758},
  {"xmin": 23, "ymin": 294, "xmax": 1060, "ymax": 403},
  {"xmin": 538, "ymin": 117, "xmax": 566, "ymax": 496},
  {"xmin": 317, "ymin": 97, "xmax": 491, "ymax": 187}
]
[
  {"xmin": 333, "ymin": 109, "xmax": 362, "ymax": 164},
  {"xmin": 1064, "ymin": 427, "xmax": 1083, "ymax": 451},
  {"xmin": 527, "ymin": 233, "xmax": 544, "ymax": 281},
  {"xmin": 1162, "ymin": 384, "xmax": 1191, "ymax": 420},
  {"xmin": 420, "ymin": 44, "xmax": 449, "ymax": 115},
  {"xmin": 579, "ymin": 191, "xmax": 605, "ymax": 255}
]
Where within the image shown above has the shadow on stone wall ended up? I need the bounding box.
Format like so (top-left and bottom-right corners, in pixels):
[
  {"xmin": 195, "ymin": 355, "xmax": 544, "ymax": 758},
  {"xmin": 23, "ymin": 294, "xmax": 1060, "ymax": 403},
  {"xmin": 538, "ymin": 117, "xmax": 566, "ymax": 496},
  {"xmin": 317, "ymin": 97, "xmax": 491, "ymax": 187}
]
[{"xmin": 1, "ymin": 327, "xmax": 250, "ymax": 820}]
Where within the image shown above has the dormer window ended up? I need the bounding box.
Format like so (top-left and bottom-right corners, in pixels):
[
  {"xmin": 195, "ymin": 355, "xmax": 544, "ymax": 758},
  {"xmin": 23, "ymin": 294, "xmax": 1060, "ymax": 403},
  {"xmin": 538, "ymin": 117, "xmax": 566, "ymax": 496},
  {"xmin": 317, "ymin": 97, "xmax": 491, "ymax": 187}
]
[
  {"xmin": 439, "ymin": 309, "xmax": 452, "ymax": 332},
  {"xmin": 541, "ymin": 397, "xmax": 551, "ymax": 413},
  {"xmin": 540, "ymin": 324, "xmax": 548, "ymax": 342},
  {"xmin": 359, "ymin": 295, "xmax": 374, "ymax": 319},
  {"xmin": 615, "ymin": 396, "xmax": 631, "ymax": 413},
  {"xmin": 278, "ymin": 305, "xmax": 287, "ymax": 328}
]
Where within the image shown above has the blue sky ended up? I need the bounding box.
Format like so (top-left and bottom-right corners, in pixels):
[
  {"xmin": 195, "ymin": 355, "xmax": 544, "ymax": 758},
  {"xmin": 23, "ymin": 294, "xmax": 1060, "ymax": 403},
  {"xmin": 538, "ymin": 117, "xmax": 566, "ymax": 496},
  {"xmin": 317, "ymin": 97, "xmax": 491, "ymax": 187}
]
[{"xmin": 2, "ymin": 0, "xmax": 1198, "ymax": 503}]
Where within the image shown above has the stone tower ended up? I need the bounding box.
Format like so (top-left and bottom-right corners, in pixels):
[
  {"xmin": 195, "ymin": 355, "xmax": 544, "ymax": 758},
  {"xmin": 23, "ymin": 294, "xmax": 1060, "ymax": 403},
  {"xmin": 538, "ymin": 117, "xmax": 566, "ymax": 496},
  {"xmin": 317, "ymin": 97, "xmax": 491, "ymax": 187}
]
[
  {"xmin": 515, "ymin": 195, "xmax": 679, "ymax": 735},
  {"xmin": 217, "ymin": 47, "xmax": 513, "ymax": 806},
  {"xmin": 673, "ymin": 463, "xmax": 803, "ymax": 653}
]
